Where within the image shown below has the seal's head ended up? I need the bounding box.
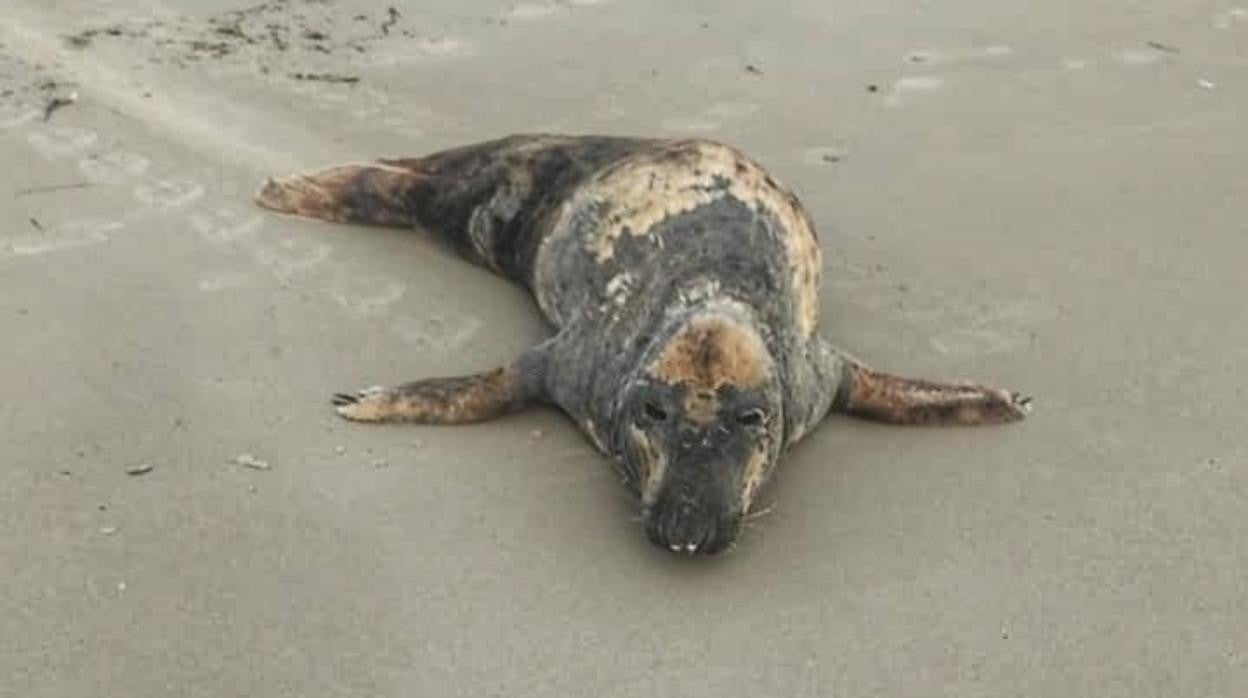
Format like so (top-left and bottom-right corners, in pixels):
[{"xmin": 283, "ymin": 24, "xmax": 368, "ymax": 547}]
[{"xmin": 618, "ymin": 305, "xmax": 783, "ymax": 555}]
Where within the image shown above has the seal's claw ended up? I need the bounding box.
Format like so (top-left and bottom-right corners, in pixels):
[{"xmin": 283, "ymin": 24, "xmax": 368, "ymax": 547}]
[
  {"xmin": 331, "ymin": 393, "xmax": 359, "ymax": 406},
  {"xmin": 995, "ymin": 390, "xmax": 1033, "ymax": 422},
  {"xmin": 331, "ymin": 386, "xmax": 395, "ymax": 422},
  {"xmin": 1012, "ymin": 392, "xmax": 1034, "ymax": 411}
]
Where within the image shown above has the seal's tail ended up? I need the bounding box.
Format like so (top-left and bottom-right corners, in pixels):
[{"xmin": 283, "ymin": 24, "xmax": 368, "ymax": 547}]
[{"xmin": 256, "ymin": 162, "xmax": 421, "ymax": 227}]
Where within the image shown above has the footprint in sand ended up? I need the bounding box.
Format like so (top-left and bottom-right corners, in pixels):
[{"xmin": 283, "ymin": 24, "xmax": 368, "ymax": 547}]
[
  {"xmin": 392, "ymin": 313, "xmax": 483, "ymax": 351},
  {"xmin": 330, "ymin": 276, "xmax": 407, "ymax": 316},
  {"xmin": 134, "ymin": 178, "xmax": 206, "ymax": 209},
  {"xmin": 254, "ymin": 237, "xmax": 334, "ymax": 280},
  {"xmin": 78, "ymin": 151, "xmax": 151, "ymax": 182},
  {"xmin": 188, "ymin": 207, "xmax": 265, "ymax": 246},
  {"xmin": 1, "ymin": 220, "xmax": 122, "ymax": 262}
]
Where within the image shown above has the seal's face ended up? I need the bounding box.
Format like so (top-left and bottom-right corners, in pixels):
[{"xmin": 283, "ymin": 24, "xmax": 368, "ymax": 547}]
[{"xmin": 620, "ymin": 312, "xmax": 781, "ymax": 555}]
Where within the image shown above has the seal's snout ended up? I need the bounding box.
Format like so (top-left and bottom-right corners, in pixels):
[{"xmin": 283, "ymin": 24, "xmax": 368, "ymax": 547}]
[{"xmin": 643, "ymin": 484, "xmax": 741, "ymax": 556}]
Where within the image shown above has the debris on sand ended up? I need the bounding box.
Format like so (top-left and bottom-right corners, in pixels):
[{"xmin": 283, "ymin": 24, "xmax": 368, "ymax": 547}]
[
  {"xmin": 1197, "ymin": 78, "xmax": 1216, "ymax": 90},
  {"xmin": 1145, "ymin": 40, "xmax": 1180, "ymax": 54},
  {"xmin": 289, "ymin": 72, "xmax": 359, "ymax": 84},
  {"xmin": 125, "ymin": 463, "xmax": 155, "ymax": 476},
  {"xmin": 380, "ymin": 7, "xmax": 401, "ymax": 36},
  {"xmin": 42, "ymin": 92, "xmax": 77, "ymax": 121},
  {"xmin": 744, "ymin": 63, "xmax": 762, "ymax": 75},
  {"xmin": 187, "ymin": 40, "xmax": 234, "ymax": 58},
  {"xmin": 16, "ymin": 181, "xmax": 93, "ymax": 197},
  {"xmin": 213, "ymin": 22, "xmax": 248, "ymax": 40},
  {"xmin": 63, "ymin": 26, "xmax": 128, "ymax": 49},
  {"xmin": 232, "ymin": 453, "xmax": 272, "ymax": 470}
]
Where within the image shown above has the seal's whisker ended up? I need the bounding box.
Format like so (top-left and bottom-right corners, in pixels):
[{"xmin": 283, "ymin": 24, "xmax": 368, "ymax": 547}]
[{"xmin": 745, "ymin": 503, "xmax": 775, "ymax": 522}]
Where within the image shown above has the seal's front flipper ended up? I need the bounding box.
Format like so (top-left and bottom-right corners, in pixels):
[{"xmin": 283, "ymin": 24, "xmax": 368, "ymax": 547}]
[
  {"xmin": 833, "ymin": 361, "xmax": 1031, "ymax": 426},
  {"xmin": 331, "ymin": 346, "xmax": 550, "ymax": 424},
  {"xmin": 257, "ymin": 163, "xmax": 419, "ymax": 226}
]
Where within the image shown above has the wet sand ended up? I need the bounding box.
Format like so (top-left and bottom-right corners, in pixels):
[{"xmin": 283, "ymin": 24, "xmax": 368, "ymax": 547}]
[{"xmin": 2, "ymin": 1, "xmax": 1245, "ymax": 695}]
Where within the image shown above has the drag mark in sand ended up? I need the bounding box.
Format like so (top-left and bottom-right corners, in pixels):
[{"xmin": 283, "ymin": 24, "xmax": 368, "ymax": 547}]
[
  {"xmin": 0, "ymin": 220, "xmax": 122, "ymax": 262},
  {"xmin": 26, "ymin": 126, "xmax": 98, "ymax": 159},
  {"xmin": 134, "ymin": 178, "xmax": 206, "ymax": 209},
  {"xmin": 78, "ymin": 151, "xmax": 151, "ymax": 182},
  {"xmin": 186, "ymin": 204, "xmax": 409, "ymax": 320}
]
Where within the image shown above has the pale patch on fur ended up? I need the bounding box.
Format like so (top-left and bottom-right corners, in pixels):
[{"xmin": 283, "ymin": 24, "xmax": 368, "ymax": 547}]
[
  {"xmin": 558, "ymin": 140, "xmax": 820, "ymax": 337},
  {"xmin": 739, "ymin": 446, "xmax": 770, "ymax": 511},
  {"xmin": 583, "ymin": 419, "xmax": 608, "ymax": 454},
  {"xmin": 672, "ymin": 277, "xmax": 722, "ymax": 312},
  {"xmin": 648, "ymin": 314, "xmax": 771, "ymax": 393},
  {"xmin": 605, "ymin": 272, "xmax": 635, "ymax": 306},
  {"xmin": 683, "ymin": 390, "xmax": 720, "ymax": 425},
  {"xmin": 630, "ymin": 425, "xmax": 666, "ymax": 504}
]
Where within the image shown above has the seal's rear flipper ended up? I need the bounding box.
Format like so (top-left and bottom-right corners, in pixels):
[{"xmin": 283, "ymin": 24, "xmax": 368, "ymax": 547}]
[
  {"xmin": 331, "ymin": 344, "xmax": 551, "ymax": 424},
  {"xmin": 256, "ymin": 163, "xmax": 420, "ymax": 226},
  {"xmin": 832, "ymin": 360, "xmax": 1031, "ymax": 426},
  {"xmin": 258, "ymin": 135, "xmax": 653, "ymax": 282}
]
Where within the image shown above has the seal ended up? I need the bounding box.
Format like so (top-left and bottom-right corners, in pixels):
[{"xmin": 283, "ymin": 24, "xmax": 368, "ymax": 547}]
[{"xmin": 256, "ymin": 134, "xmax": 1030, "ymax": 555}]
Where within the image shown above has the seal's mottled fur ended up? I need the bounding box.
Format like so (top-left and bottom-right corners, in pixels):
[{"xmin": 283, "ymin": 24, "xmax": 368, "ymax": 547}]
[{"xmin": 257, "ymin": 135, "xmax": 1029, "ymax": 555}]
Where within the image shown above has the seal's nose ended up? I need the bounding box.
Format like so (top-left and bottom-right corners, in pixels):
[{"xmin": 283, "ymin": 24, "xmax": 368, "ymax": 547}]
[{"xmin": 642, "ymin": 484, "xmax": 740, "ymax": 555}]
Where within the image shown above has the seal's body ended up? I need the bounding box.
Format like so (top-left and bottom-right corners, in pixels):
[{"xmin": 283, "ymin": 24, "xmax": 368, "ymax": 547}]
[{"xmin": 257, "ymin": 134, "xmax": 1029, "ymax": 555}]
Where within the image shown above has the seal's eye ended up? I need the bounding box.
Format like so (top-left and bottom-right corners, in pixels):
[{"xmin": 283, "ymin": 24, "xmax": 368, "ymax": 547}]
[
  {"xmin": 737, "ymin": 408, "xmax": 766, "ymax": 427},
  {"xmin": 642, "ymin": 401, "xmax": 669, "ymax": 423}
]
